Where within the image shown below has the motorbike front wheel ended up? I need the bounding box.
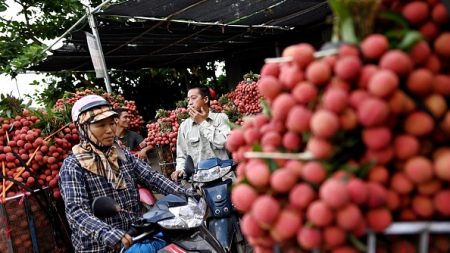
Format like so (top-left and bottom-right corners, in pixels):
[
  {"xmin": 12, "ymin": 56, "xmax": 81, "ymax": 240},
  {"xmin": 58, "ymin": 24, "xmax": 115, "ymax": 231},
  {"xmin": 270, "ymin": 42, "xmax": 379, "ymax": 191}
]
[{"xmin": 232, "ymin": 216, "xmax": 253, "ymax": 253}]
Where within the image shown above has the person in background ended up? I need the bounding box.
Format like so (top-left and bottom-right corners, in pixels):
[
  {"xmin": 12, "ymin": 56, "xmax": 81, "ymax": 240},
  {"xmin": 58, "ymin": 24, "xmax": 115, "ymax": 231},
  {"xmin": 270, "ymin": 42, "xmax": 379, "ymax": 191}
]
[
  {"xmin": 59, "ymin": 95, "xmax": 194, "ymax": 253},
  {"xmin": 114, "ymin": 108, "xmax": 152, "ymax": 160},
  {"xmin": 170, "ymin": 84, "xmax": 231, "ymax": 181}
]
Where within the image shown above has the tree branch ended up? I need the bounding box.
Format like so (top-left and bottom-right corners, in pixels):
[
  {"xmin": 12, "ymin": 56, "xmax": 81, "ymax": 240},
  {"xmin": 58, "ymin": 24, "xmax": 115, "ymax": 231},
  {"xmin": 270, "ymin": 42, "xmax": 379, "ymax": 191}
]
[{"xmin": 16, "ymin": 0, "xmax": 44, "ymax": 44}]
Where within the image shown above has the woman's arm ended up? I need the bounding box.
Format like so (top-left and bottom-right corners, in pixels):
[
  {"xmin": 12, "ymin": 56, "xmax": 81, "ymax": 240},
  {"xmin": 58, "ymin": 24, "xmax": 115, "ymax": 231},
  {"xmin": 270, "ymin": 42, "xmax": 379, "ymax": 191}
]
[
  {"xmin": 130, "ymin": 152, "xmax": 191, "ymax": 196},
  {"xmin": 58, "ymin": 158, "xmax": 125, "ymax": 249}
]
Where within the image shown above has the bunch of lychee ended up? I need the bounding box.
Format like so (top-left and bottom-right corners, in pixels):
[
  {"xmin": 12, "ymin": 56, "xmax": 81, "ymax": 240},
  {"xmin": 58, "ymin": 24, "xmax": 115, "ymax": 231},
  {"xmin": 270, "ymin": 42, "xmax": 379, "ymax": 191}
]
[
  {"xmin": 0, "ymin": 110, "xmax": 78, "ymax": 200},
  {"xmin": 228, "ymin": 23, "xmax": 450, "ymax": 252},
  {"xmin": 55, "ymin": 89, "xmax": 144, "ymax": 130}
]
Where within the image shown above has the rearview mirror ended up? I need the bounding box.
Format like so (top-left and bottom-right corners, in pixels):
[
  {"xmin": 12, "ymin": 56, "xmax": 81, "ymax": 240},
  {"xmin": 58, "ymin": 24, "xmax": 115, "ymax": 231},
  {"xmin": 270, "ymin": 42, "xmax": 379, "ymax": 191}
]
[
  {"xmin": 184, "ymin": 155, "xmax": 195, "ymax": 177},
  {"xmin": 92, "ymin": 196, "xmax": 120, "ymax": 218}
]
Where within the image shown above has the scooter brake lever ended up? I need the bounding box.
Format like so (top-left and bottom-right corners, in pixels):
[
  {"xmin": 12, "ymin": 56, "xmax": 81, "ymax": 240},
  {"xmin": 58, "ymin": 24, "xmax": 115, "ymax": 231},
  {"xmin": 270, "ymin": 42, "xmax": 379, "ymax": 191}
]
[{"xmin": 132, "ymin": 230, "xmax": 155, "ymax": 242}]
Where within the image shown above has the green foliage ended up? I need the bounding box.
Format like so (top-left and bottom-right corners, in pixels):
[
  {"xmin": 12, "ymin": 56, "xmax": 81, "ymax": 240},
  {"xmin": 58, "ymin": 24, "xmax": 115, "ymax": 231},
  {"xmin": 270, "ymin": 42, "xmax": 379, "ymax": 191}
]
[
  {"xmin": 155, "ymin": 109, "xmax": 170, "ymax": 119},
  {"xmin": 0, "ymin": 93, "xmax": 30, "ymax": 118},
  {"xmin": 30, "ymin": 106, "xmax": 70, "ymax": 136},
  {"xmin": 242, "ymin": 71, "xmax": 260, "ymax": 82},
  {"xmin": 397, "ymin": 31, "xmax": 422, "ymax": 50},
  {"xmin": 0, "ymin": 0, "xmax": 86, "ymax": 76},
  {"xmin": 349, "ymin": 234, "xmax": 368, "ymax": 252},
  {"xmin": 328, "ymin": 0, "xmax": 381, "ymax": 43},
  {"xmin": 218, "ymin": 94, "xmax": 230, "ymax": 106},
  {"xmin": 0, "ymin": 1, "xmax": 229, "ymax": 123},
  {"xmin": 201, "ymin": 61, "xmax": 227, "ymax": 97},
  {"xmin": 159, "ymin": 121, "xmax": 172, "ymax": 133},
  {"xmin": 330, "ymin": 130, "xmax": 363, "ymax": 162},
  {"xmin": 0, "ymin": 0, "xmax": 7, "ymax": 12},
  {"xmin": 175, "ymin": 99, "xmax": 187, "ymax": 108},
  {"xmin": 378, "ymin": 11, "xmax": 423, "ymax": 50},
  {"xmin": 176, "ymin": 112, "xmax": 189, "ymax": 123},
  {"xmin": 328, "ymin": 0, "xmax": 358, "ymax": 43},
  {"xmin": 261, "ymin": 99, "xmax": 271, "ymax": 118},
  {"xmin": 223, "ymin": 106, "xmax": 242, "ymax": 123},
  {"xmin": 4, "ymin": 44, "xmax": 46, "ymax": 77},
  {"xmin": 327, "ymin": 1, "xmax": 425, "ymax": 51},
  {"xmin": 31, "ymin": 72, "xmax": 91, "ymax": 108}
]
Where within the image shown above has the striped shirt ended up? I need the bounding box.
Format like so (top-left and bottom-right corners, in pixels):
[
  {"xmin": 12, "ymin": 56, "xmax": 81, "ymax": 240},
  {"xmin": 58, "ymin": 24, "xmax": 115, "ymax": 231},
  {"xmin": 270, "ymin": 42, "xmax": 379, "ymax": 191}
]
[
  {"xmin": 175, "ymin": 111, "xmax": 231, "ymax": 171},
  {"xmin": 59, "ymin": 149, "xmax": 189, "ymax": 253}
]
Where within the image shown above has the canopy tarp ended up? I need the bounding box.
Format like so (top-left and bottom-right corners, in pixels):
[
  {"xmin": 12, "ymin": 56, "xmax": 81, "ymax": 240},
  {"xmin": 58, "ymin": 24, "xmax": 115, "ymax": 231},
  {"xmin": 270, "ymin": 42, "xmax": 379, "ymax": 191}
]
[{"xmin": 33, "ymin": 0, "xmax": 331, "ymax": 72}]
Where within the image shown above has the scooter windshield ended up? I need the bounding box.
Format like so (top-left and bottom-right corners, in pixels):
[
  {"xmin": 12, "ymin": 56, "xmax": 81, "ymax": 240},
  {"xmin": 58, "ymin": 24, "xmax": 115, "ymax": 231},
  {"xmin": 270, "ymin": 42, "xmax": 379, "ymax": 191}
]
[{"xmin": 157, "ymin": 197, "xmax": 207, "ymax": 229}]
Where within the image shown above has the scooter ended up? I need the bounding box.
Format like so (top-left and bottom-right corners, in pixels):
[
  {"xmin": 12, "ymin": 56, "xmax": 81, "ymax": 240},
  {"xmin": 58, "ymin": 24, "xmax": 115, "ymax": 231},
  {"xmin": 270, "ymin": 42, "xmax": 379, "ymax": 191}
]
[
  {"xmin": 183, "ymin": 156, "xmax": 251, "ymax": 253},
  {"xmin": 92, "ymin": 194, "xmax": 227, "ymax": 253}
]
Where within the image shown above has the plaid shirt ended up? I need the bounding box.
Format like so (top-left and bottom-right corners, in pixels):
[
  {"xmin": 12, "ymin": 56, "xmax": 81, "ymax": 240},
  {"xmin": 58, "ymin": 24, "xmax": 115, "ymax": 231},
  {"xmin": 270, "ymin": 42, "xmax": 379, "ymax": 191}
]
[{"xmin": 59, "ymin": 149, "xmax": 189, "ymax": 253}]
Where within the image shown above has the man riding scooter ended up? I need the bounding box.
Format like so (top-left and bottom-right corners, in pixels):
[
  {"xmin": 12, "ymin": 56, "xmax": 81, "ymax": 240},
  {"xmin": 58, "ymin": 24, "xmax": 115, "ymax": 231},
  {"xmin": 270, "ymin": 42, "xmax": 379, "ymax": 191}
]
[{"xmin": 58, "ymin": 95, "xmax": 195, "ymax": 253}]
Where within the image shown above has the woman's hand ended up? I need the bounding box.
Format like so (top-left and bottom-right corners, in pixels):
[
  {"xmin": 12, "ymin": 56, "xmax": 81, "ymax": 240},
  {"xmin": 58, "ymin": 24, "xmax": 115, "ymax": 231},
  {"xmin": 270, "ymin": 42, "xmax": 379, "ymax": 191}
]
[{"xmin": 115, "ymin": 233, "xmax": 133, "ymax": 250}]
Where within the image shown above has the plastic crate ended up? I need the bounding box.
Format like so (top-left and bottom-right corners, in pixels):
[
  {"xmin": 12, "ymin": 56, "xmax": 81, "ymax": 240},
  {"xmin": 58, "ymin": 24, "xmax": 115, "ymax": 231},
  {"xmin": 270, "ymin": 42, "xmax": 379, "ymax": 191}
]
[
  {"xmin": 0, "ymin": 189, "xmax": 72, "ymax": 253},
  {"xmin": 156, "ymin": 144, "xmax": 176, "ymax": 178},
  {"xmin": 367, "ymin": 222, "xmax": 450, "ymax": 253}
]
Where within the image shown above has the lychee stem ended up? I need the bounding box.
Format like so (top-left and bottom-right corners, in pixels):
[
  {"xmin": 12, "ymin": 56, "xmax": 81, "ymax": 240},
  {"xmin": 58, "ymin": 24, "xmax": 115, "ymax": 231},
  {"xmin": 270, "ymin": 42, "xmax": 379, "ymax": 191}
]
[{"xmin": 328, "ymin": 0, "xmax": 382, "ymax": 43}]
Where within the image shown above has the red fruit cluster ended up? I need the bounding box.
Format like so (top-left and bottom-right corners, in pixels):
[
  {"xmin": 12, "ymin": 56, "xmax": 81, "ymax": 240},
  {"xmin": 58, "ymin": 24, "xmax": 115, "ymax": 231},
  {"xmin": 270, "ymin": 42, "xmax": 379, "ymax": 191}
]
[
  {"xmin": 209, "ymin": 100, "xmax": 224, "ymax": 113},
  {"xmin": 54, "ymin": 88, "xmax": 144, "ymax": 130},
  {"xmin": 229, "ymin": 5, "xmax": 450, "ymax": 249},
  {"xmin": 145, "ymin": 108, "xmax": 188, "ymax": 152},
  {"xmin": 0, "ymin": 110, "xmax": 79, "ymax": 200},
  {"xmin": 227, "ymin": 80, "xmax": 262, "ymax": 115},
  {"xmin": 384, "ymin": 0, "xmax": 450, "ymax": 43},
  {"xmin": 145, "ymin": 99, "xmax": 227, "ymax": 154},
  {"xmin": 145, "ymin": 78, "xmax": 262, "ymax": 155}
]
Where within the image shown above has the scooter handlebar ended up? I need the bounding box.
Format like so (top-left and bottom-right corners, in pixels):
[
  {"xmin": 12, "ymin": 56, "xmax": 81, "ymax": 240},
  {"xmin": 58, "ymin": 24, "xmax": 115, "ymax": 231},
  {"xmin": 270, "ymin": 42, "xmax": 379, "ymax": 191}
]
[
  {"xmin": 126, "ymin": 227, "xmax": 138, "ymax": 237},
  {"xmin": 119, "ymin": 230, "xmax": 155, "ymax": 253}
]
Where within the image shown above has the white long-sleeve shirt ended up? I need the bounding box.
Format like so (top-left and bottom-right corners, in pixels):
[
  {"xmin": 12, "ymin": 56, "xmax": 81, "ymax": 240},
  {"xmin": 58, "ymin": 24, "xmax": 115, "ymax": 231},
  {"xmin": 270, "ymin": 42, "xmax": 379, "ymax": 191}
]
[{"xmin": 176, "ymin": 111, "xmax": 231, "ymax": 171}]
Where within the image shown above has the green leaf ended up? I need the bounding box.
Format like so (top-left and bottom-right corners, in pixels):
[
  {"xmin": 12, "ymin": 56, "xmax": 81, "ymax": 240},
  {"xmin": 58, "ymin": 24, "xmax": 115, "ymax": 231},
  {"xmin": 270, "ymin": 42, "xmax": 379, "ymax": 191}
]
[
  {"xmin": 379, "ymin": 11, "xmax": 410, "ymax": 30},
  {"xmin": 252, "ymin": 144, "xmax": 263, "ymax": 152},
  {"xmin": 328, "ymin": 0, "xmax": 349, "ymax": 21},
  {"xmin": 7, "ymin": 43, "xmax": 46, "ymax": 75},
  {"xmin": 266, "ymin": 159, "xmax": 278, "ymax": 172},
  {"xmin": 398, "ymin": 31, "xmax": 423, "ymax": 50},
  {"xmin": 0, "ymin": 93, "xmax": 26, "ymax": 118},
  {"xmin": 302, "ymin": 131, "xmax": 312, "ymax": 142},
  {"xmin": 349, "ymin": 234, "xmax": 368, "ymax": 252},
  {"xmin": 357, "ymin": 161, "xmax": 376, "ymax": 179},
  {"xmin": 328, "ymin": 0, "xmax": 358, "ymax": 43},
  {"xmin": 384, "ymin": 29, "xmax": 407, "ymax": 40},
  {"xmin": 261, "ymin": 99, "xmax": 271, "ymax": 118},
  {"xmin": 341, "ymin": 17, "xmax": 358, "ymax": 44},
  {"xmin": 0, "ymin": 3, "xmax": 7, "ymax": 12},
  {"xmin": 226, "ymin": 119, "xmax": 241, "ymax": 130}
]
